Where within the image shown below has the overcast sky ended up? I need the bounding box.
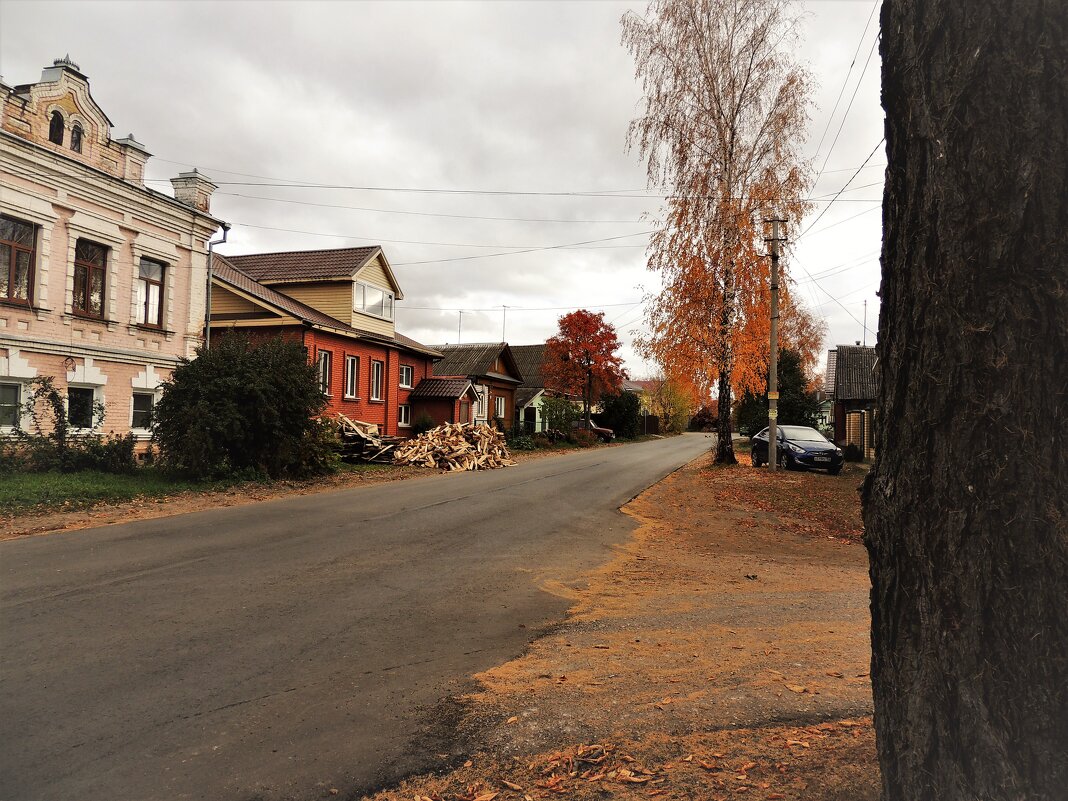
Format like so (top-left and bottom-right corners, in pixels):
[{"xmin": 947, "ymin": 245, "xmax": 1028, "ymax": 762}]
[{"xmin": 1, "ymin": 0, "xmax": 884, "ymax": 380}]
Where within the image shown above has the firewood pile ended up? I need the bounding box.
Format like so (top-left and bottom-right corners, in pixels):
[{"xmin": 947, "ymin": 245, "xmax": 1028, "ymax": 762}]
[
  {"xmin": 335, "ymin": 413, "xmax": 404, "ymax": 463},
  {"xmin": 392, "ymin": 422, "xmax": 516, "ymax": 471}
]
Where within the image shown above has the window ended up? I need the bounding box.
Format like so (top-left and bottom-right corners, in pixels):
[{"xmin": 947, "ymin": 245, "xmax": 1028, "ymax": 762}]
[
  {"xmin": 354, "ymin": 283, "xmax": 394, "ymax": 320},
  {"xmin": 136, "ymin": 257, "xmax": 165, "ymax": 327},
  {"xmin": 344, "ymin": 355, "xmax": 359, "ymax": 398},
  {"xmin": 131, "ymin": 392, "xmax": 154, "ymax": 429},
  {"xmin": 370, "ymin": 360, "xmax": 383, "ymax": 400},
  {"xmin": 67, "ymin": 387, "xmax": 95, "ymax": 428},
  {"xmin": 399, "ymin": 365, "xmax": 413, "ymax": 388},
  {"xmin": 73, "ymin": 239, "xmax": 107, "ymax": 318},
  {"xmin": 48, "ymin": 111, "xmax": 64, "ymax": 145},
  {"xmin": 398, "ymin": 404, "xmax": 411, "ymax": 427},
  {"xmin": 70, "ymin": 123, "xmax": 83, "ymax": 153},
  {"xmin": 494, "ymin": 395, "xmax": 505, "ymax": 419},
  {"xmin": 317, "ymin": 349, "xmax": 332, "ymax": 395},
  {"xmin": 0, "ymin": 215, "xmax": 36, "ymax": 305},
  {"xmin": 0, "ymin": 383, "xmax": 20, "ymax": 427}
]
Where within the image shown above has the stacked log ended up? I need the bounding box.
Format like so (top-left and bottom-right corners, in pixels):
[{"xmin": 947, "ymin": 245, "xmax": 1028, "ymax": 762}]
[
  {"xmin": 392, "ymin": 422, "xmax": 516, "ymax": 471},
  {"xmin": 335, "ymin": 413, "xmax": 403, "ymax": 463}
]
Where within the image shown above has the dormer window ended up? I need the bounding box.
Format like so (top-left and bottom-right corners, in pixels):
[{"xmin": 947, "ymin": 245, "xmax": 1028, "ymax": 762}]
[
  {"xmin": 354, "ymin": 282, "xmax": 394, "ymax": 321},
  {"xmin": 48, "ymin": 111, "xmax": 64, "ymax": 145},
  {"xmin": 70, "ymin": 124, "xmax": 83, "ymax": 153}
]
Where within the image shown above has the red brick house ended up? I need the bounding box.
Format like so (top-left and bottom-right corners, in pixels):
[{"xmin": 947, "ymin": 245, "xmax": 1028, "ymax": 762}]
[
  {"xmin": 209, "ymin": 248, "xmax": 440, "ymax": 436},
  {"xmin": 431, "ymin": 343, "xmax": 523, "ymax": 429}
]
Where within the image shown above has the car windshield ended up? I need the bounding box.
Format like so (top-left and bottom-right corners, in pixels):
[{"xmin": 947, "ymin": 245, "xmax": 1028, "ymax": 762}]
[{"xmin": 779, "ymin": 426, "xmax": 827, "ymax": 443}]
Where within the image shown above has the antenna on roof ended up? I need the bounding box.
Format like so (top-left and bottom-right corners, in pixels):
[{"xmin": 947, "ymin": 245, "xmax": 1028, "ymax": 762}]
[{"xmin": 863, "ymin": 299, "xmax": 868, "ymax": 346}]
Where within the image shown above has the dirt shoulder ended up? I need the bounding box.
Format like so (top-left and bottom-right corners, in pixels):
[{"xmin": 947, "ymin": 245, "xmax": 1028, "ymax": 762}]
[{"xmin": 364, "ymin": 455, "xmax": 878, "ymax": 801}]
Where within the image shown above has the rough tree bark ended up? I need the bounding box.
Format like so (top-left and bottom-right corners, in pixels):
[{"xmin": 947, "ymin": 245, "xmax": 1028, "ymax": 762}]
[{"xmin": 864, "ymin": 2, "xmax": 1068, "ymax": 799}]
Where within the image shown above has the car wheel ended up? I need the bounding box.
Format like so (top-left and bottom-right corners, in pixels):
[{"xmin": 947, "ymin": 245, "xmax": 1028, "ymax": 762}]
[
  {"xmin": 751, "ymin": 450, "xmax": 762, "ymax": 467},
  {"xmin": 778, "ymin": 451, "xmax": 790, "ymax": 470}
]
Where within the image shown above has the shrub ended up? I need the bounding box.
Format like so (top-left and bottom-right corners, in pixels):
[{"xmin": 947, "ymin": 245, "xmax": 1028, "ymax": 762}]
[
  {"xmin": 152, "ymin": 334, "xmax": 332, "ymax": 479},
  {"xmin": 844, "ymin": 443, "xmax": 864, "ymax": 462},
  {"xmin": 599, "ymin": 390, "xmax": 641, "ymax": 439},
  {"xmin": 542, "ymin": 396, "xmax": 579, "ymax": 432},
  {"xmin": 571, "ymin": 429, "xmax": 597, "ymax": 448},
  {"xmin": 508, "ymin": 434, "xmax": 537, "ymax": 451},
  {"xmin": 8, "ymin": 376, "xmax": 137, "ymax": 473}
]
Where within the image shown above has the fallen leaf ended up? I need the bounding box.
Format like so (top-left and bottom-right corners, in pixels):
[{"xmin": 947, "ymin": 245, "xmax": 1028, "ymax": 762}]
[
  {"xmin": 785, "ymin": 684, "xmax": 807, "ymax": 693},
  {"xmin": 473, "ymin": 793, "xmax": 498, "ymax": 801},
  {"xmin": 825, "ymin": 671, "xmax": 844, "ymax": 678},
  {"xmin": 506, "ymin": 716, "xmax": 519, "ymax": 724},
  {"xmin": 739, "ymin": 761, "xmax": 757, "ymax": 772},
  {"xmin": 593, "ymin": 644, "xmax": 610, "ymax": 649},
  {"xmin": 501, "ymin": 780, "xmax": 523, "ymax": 791},
  {"xmin": 464, "ymin": 760, "xmax": 473, "ymax": 768}
]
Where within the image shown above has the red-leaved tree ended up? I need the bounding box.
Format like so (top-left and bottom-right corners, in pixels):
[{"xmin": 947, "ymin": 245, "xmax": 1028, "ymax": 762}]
[{"xmin": 543, "ymin": 310, "xmax": 627, "ymax": 426}]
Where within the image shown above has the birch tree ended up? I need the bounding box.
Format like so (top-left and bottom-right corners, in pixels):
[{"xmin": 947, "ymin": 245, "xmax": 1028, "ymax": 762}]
[{"xmin": 623, "ymin": 0, "xmax": 813, "ymax": 463}]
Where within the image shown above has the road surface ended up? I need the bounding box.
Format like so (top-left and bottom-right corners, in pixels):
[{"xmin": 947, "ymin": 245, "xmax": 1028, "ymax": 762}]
[{"xmin": 0, "ymin": 434, "xmax": 710, "ymax": 800}]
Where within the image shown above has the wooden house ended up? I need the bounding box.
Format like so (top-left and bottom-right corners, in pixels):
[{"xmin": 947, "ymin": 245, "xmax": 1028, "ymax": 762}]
[{"xmin": 431, "ymin": 343, "xmax": 523, "ymax": 430}]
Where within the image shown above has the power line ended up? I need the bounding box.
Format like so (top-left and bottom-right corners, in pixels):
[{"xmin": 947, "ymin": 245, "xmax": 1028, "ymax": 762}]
[
  {"xmin": 799, "ymin": 138, "xmax": 885, "ymax": 239},
  {"xmin": 811, "ymin": 0, "xmax": 880, "ymax": 160},
  {"xmin": 815, "ymin": 30, "xmax": 882, "ymax": 185},
  {"xmin": 401, "ymin": 300, "xmax": 642, "ymax": 313},
  {"xmin": 232, "ymin": 222, "xmax": 651, "ymax": 250}
]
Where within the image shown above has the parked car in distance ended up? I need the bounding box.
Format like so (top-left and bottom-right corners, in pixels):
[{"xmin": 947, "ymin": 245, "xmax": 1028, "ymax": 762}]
[
  {"xmin": 750, "ymin": 425, "xmax": 843, "ymax": 474},
  {"xmin": 572, "ymin": 419, "xmax": 615, "ymax": 442}
]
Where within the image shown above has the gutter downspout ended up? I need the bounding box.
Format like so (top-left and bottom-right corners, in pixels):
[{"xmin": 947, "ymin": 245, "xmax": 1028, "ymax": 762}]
[{"xmin": 204, "ymin": 223, "xmax": 231, "ymax": 349}]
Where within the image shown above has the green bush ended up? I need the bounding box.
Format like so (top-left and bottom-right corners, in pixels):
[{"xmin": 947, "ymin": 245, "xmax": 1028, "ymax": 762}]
[
  {"xmin": 598, "ymin": 390, "xmax": 641, "ymax": 439},
  {"xmin": 542, "ymin": 396, "xmax": 578, "ymax": 432},
  {"xmin": 8, "ymin": 376, "xmax": 137, "ymax": 474},
  {"xmin": 152, "ymin": 334, "xmax": 332, "ymax": 479},
  {"xmin": 508, "ymin": 434, "xmax": 536, "ymax": 451}
]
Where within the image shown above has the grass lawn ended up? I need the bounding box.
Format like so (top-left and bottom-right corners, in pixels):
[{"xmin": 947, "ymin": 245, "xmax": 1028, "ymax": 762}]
[{"xmin": 0, "ymin": 470, "xmax": 235, "ymax": 516}]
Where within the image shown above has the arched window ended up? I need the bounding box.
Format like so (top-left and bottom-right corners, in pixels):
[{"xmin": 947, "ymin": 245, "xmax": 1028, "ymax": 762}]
[
  {"xmin": 48, "ymin": 111, "xmax": 64, "ymax": 145},
  {"xmin": 70, "ymin": 124, "xmax": 83, "ymax": 153}
]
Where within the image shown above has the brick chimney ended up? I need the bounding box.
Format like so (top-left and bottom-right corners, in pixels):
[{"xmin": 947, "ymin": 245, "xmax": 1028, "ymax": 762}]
[
  {"xmin": 114, "ymin": 133, "xmax": 150, "ymax": 185},
  {"xmin": 170, "ymin": 169, "xmax": 217, "ymax": 213}
]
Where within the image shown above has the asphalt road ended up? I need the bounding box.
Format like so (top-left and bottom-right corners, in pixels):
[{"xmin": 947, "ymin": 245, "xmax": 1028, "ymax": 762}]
[{"xmin": 0, "ymin": 434, "xmax": 711, "ymax": 801}]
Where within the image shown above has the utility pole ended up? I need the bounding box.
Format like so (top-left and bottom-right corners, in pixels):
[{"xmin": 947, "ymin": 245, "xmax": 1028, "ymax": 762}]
[
  {"xmin": 765, "ymin": 214, "xmax": 786, "ymax": 471},
  {"xmin": 457, "ymin": 310, "xmax": 464, "ymax": 344},
  {"xmin": 501, "ymin": 305, "xmax": 510, "ymax": 341}
]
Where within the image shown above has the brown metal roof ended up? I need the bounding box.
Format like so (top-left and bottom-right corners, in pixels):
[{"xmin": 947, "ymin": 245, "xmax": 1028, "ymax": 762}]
[
  {"xmin": 409, "ymin": 378, "xmax": 476, "ymax": 400},
  {"xmin": 225, "ymin": 246, "xmax": 381, "ymax": 283},
  {"xmin": 433, "ymin": 343, "xmax": 523, "ymax": 383},
  {"xmin": 211, "ymin": 255, "xmax": 441, "ymax": 358},
  {"xmin": 832, "ymin": 345, "xmax": 877, "ymax": 401}
]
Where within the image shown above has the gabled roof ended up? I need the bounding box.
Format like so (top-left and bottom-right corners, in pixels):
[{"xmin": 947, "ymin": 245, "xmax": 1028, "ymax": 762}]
[
  {"xmin": 211, "ymin": 255, "xmax": 440, "ymax": 358},
  {"xmin": 515, "ymin": 387, "xmax": 544, "ymax": 410},
  {"xmin": 225, "ymin": 246, "xmax": 402, "ymax": 293},
  {"xmin": 824, "ymin": 349, "xmax": 838, "ymax": 393},
  {"xmin": 510, "ymin": 344, "xmax": 547, "ymax": 389},
  {"xmin": 832, "ymin": 345, "xmax": 877, "ymax": 401},
  {"xmin": 409, "ymin": 378, "xmax": 477, "ymax": 400},
  {"xmin": 433, "ymin": 343, "xmax": 523, "ymax": 384}
]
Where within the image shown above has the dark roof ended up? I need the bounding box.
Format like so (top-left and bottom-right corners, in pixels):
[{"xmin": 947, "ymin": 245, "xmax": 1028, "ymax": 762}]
[
  {"xmin": 510, "ymin": 344, "xmax": 547, "ymax": 389},
  {"xmin": 409, "ymin": 378, "xmax": 475, "ymax": 400},
  {"xmin": 833, "ymin": 345, "xmax": 877, "ymax": 401},
  {"xmin": 433, "ymin": 343, "xmax": 523, "ymax": 384},
  {"xmin": 225, "ymin": 246, "xmax": 381, "ymax": 284},
  {"xmin": 211, "ymin": 255, "xmax": 441, "ymax": 358},
  {"xmin": 515, "ymin": 387, "xmax": 543, "ymax": 409}
]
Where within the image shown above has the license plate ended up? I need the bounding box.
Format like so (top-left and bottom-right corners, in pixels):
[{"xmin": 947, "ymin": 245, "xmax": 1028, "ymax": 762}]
[{"xmin": 814, "ymin": 456, "xmax": 831, "ymax": 462}]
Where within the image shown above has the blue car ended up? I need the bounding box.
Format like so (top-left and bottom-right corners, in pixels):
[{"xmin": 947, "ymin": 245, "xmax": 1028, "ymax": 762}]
[{"xmin": 750, "ymin": 425, "xmax": 843, "ymax": 475}]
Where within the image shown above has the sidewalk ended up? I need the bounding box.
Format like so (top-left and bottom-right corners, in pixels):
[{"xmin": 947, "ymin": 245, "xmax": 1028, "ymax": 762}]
[{"xmin": 366, "ymin": 454, "xmax": 877, "ymax": 801}]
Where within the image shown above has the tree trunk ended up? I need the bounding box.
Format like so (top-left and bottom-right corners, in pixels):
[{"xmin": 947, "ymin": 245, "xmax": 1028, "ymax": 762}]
[
  {"xmin": 864, "ymin": 3, "xmax": 1068, "ymax": 799},
  {"xmin": 714, "ymin": 369, "xmax": 735, "ymax": 463}
]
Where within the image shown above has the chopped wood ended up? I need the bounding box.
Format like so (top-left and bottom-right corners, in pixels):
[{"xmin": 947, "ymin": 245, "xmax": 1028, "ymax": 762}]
[
  {"xmin": 393, "ymin": 423, "xmax": 515, "ymax": 472},
  {"xmin": 333, "ymin": 415, "xmax": 401, "ymax": 463}
]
